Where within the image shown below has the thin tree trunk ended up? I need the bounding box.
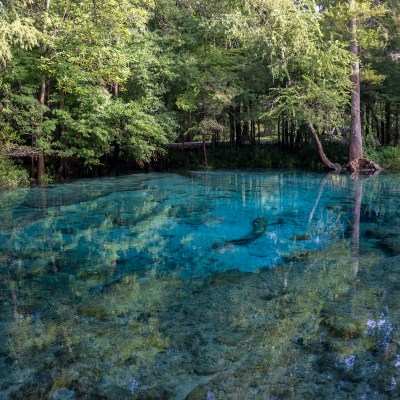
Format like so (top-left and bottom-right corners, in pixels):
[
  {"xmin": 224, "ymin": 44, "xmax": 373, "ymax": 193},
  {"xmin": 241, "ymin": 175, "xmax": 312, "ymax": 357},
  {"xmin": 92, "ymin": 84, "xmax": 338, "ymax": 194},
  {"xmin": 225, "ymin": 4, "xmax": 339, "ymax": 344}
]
[
  {"xmin": 385, "ymin": 102, "xmax": 392, "ymax": 144},
  {"xmin": 37, "ymin": 0, "xmax": 51, "ymax": 181},
  {"xmin": 374, "ymin": 114, "xmax": 381, "ymax": 145},
  {"xmin": 348, "ymin": 0, "xmax": 363, "ymax": 161},
  {"xmin": 229, "ymin": 110, "xmax": 235, "ymax": 148},
  {"xmin": 188, "ymin": 111, "xmax": 193, "ymax": 142},
  {"xmin": 37, "ymin": 78, "xmax": 46, "ymax": 181},
  {"xmin": 251, "ymin": 120, "xmax": 256, "ymax": 144},
  {"xmin": 290, "ymin": 121, "xmax": 295, "ymax": 150},
  {"xmin": 243, "ymin": 104, "xmax": 250, "ymax": 142},
  {"xmin": 365, "ymin": 103, "xmax": 370, "ymax": 136},
  {"xmin": 59, "ymin": 90, "xmax": 69, "ymax": 178},
  {"xmin": 309, "ymin": 123, "xmax": 341, "ymax": 171},
  {"xmin": 284, "ymin": 119, "xmax": 289, "ymax": 148},
  {"xmin": 235, "ymin": 105, "xmax": 242, "ymax": 147},
  {"xmin": 203, "ymin": 133, "xmax": 208, "ymax": 167}
]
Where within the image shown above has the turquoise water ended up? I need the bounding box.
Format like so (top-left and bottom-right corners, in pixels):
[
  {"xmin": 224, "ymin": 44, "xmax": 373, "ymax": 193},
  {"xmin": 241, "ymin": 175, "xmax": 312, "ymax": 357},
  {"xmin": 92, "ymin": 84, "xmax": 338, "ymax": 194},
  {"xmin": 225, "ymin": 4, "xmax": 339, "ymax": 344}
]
[{"xmin": 0, "ymin": 170, "xmax": 399, "ymax": 399}]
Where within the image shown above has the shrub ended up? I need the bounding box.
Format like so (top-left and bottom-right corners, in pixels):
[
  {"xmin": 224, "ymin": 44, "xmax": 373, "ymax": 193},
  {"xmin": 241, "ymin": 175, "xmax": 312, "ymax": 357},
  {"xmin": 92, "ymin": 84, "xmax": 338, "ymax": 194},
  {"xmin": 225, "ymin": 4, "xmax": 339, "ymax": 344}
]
[
  {"xmin": 0, "ymin": 153, "xmax": 30, "ymax": 189},
  {"xmin": 365, "ymin": 145, "xmax": 400, "ymax": 171}
]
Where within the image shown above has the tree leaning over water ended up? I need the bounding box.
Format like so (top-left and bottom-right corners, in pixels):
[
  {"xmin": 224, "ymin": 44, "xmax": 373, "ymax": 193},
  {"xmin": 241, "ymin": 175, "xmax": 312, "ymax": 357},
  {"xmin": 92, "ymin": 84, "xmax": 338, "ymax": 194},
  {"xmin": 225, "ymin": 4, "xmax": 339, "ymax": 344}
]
[{"xmin": 257, "ymin": 0, "xmax": 386, "ymax": 171}]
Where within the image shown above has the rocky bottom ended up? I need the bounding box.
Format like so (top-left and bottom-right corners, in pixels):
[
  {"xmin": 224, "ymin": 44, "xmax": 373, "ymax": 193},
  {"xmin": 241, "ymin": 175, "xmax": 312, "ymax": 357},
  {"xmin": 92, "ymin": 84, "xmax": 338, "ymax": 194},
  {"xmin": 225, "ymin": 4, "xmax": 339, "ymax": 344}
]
[{"xmin": 1, "ymin": 241, "xmax": 400, "ymax": 399}]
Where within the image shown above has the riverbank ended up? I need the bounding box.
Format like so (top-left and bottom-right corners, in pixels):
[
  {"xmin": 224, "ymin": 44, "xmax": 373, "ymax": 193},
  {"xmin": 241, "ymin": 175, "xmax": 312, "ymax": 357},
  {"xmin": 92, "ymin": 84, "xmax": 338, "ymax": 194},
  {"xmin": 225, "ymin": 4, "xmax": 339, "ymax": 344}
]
[{"xmin": 1, "ymin": 142, "xmax": 400, "ymax": 190}]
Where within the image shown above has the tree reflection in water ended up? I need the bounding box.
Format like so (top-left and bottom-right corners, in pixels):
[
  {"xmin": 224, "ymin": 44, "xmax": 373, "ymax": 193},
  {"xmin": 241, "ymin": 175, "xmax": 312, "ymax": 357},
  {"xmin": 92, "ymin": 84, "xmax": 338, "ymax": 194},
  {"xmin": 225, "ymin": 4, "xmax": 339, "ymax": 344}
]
[{"xmin": 0, "ymin": 171, "xmax": 399, "ymax": 399}]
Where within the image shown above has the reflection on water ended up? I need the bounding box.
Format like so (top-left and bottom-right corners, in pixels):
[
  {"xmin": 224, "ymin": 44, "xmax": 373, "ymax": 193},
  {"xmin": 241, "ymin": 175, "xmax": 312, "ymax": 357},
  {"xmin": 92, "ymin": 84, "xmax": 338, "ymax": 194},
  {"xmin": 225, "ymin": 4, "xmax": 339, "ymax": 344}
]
[{"xmin": 0, "ymin": 170, "xmax": 400, "ymax": 399}]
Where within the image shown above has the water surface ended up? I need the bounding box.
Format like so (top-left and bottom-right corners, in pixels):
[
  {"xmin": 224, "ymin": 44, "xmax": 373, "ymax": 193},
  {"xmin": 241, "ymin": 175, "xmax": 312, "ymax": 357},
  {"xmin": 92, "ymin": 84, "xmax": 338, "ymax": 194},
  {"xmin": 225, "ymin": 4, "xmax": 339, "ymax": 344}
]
[{"xmin": 0, "ymin": 170, "xmax": 399, "ymax": 399}]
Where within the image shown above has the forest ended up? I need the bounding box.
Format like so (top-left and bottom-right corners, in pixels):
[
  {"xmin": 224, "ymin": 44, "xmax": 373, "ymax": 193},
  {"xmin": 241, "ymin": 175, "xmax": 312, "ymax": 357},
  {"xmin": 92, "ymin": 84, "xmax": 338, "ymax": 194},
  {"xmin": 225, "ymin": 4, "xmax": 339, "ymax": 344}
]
[
  {"xmin": 2, "ymin": 2, "xmax": 400, "ymax": 398},
  {"xmin": 0, "ymin": 0, "xmax": 400, "ymax": 186}
]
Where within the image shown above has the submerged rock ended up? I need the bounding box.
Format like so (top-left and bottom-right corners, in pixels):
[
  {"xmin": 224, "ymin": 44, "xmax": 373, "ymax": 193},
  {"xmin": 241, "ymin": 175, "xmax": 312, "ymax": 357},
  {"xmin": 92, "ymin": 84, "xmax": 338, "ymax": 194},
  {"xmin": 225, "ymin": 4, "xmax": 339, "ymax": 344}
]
[
  {"xmin": 289, "ymin": 234, "xmax": 311, "ymax": 242},
  {"xmin": 214, "ymin": 217, "xmax": 268, "ymax": 249},
  {"xmin": 51, "ymin": 388, "xmax": 76, "ymax": 400}
]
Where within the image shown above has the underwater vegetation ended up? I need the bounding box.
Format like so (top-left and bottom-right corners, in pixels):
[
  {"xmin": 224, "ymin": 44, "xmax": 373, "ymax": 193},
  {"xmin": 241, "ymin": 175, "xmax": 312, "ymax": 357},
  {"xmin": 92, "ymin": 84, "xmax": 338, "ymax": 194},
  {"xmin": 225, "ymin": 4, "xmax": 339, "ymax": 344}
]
[{"xmin": 1, "ymin": 171, "xmax": 400, "ymax": 399}]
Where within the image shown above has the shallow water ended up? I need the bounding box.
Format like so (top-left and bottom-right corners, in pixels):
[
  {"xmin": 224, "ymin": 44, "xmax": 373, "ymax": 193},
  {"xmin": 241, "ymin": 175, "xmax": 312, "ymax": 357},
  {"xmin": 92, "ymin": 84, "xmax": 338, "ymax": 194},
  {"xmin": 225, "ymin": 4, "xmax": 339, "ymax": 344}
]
[{"xmin": 0, "ymin": 170, "xmax": 399, "ymax": 399}]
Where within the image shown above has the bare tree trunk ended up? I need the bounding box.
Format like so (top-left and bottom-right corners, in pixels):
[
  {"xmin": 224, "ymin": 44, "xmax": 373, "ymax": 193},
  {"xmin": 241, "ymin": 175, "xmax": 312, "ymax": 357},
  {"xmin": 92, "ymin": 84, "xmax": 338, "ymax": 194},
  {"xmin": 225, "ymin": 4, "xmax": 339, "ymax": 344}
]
[
  {"xmin": 202, "ymin": 134, "xmax": 208, "ymax": 167},
  {"xmin": 37, "ymin": 79, "xmax": 46, "ymax": 181},
  {"xmin": 348, "ymin": 0, "xmax": 363, "ymax": 162},
  {"xmin": 365, "ymin": 103, "xmax": 370, "ymax": 136},
  {"xmin": 308, "ymin": 123, "xmax": 342, "ymax": 171},
  {"xmin": 37, "ymin": 0, "xmax": 51, "ymax": 181},
  {"xmin": 229, "ymin": 109, "xmax": 235, "ymax": 148},
  {"xmin": 235, "ymin": 105, "xmax": 242, "ymax": 147},
  {"xmin": 308, "ymin": 123, "xmax": 341, "ymax": 171},
  {"xmin": 385, "ymin": 102, "xmax": 392, "ymax": 144}
]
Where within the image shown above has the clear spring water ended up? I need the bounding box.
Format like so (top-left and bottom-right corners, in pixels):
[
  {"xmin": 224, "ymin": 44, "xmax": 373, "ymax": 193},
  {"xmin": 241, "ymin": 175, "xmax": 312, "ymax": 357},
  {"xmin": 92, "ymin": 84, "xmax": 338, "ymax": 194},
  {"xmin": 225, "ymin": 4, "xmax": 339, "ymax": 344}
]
[{"xmin": 0, "ymin": 170, "xmax": 400, "ymax": 399}]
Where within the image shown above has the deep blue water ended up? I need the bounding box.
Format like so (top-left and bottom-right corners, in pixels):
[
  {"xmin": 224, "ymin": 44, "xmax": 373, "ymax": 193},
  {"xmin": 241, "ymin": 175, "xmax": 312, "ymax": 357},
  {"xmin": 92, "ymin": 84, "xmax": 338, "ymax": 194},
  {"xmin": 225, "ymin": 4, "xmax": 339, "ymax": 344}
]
[{"xmin": 0, "ymin": 170, "xmax": 399, "ymax": 399}]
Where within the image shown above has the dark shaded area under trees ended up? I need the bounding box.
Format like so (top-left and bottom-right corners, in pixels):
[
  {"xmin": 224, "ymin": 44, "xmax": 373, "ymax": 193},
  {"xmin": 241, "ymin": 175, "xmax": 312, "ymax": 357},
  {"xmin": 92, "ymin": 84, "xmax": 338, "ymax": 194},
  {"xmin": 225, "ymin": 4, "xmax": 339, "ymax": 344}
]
[{"xmin": 0, "ymin": 0, "xmax": 400, "ymax": 186}]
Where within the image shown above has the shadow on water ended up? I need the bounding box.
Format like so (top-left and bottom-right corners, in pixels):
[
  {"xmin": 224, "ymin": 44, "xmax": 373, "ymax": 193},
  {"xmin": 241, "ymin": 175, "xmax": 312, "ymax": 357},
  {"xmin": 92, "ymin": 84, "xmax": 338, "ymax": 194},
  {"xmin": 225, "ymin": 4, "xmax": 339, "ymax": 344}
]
[{"xmin": 1, "ymin": 171, "xmax": 400, "ymax": 399}]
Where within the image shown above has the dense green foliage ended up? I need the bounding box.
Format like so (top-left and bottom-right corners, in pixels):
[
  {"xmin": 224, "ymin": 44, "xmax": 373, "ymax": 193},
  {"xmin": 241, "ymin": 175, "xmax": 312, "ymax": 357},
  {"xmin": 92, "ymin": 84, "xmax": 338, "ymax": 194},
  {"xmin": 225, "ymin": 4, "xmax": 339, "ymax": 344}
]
[
  {"xmin": 0, "ymin": 153, "xmax": 29, "ymax": 189},
  {"xmin": 0, "ymin": 0, "xmax": 399, "ymax": 179}
]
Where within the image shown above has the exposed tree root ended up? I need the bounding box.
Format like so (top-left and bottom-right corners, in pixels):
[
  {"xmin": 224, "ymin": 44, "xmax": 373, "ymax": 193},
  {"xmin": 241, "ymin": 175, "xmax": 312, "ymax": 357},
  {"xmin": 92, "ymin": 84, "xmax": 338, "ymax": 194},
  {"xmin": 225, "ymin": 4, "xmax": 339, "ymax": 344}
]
[
  {"xmin": 308, "ymin": 124, "xmax": 382, "ymax": 175},
  {"xmin": 346, "ymin": 158, "xmax": 382, "ymax": 175}
]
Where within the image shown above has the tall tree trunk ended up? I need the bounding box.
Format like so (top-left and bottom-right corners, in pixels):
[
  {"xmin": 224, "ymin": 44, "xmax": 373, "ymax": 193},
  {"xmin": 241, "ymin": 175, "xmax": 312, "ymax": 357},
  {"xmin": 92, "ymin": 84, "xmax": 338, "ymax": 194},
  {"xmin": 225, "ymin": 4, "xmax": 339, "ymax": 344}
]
[
  {"xmin": 348, "ymin": 0, "xmax": 363, "ymax": 162},
  {"xmin": 285, "ymin": 120, "xmax": 289, "ymax": 148},
  {"xmin": 385, "ymin": 102, "xmax": 392, "ymax": 144},
  {"xmin": 309, "ymin": 123, "xmax": 341, "ymax": 171},
  {"xmin": 37, "ymin": 0, "xmax": 51, "ymax": 181},
  {"xmin": 229, "ymin": 109, "xmax": 235, "ymax": 148},
  {"xmin": 188, "ymin": 111, "xmax": 193, "ymax": 142},
  {"xmin": 290, "ymin": 121, "xmax": 295, "ymax": 150},
  {"xmin": 251, "ymin": 120, "xmax": 256, "ymax": 144},
  {"xmin": 235, "ymin": 105, "xmax": 242, "ymax": 147},
  {"xmin": 243, "ymin": 104, "xmax": 250, "ymax": 142},
  {"xmin": 37, "ymin": 78, "xmax": 46, "ymax": 181},
  {"xmin": 365, "ymin": 103, "xmax": 370, "ymax": 136},
  {"xmin": 374, "ymin": 113, "xmax": 381, "ymax": 145},
  {"xmin": 59, "ymin": 90, "xmax": 69, "ymax": 178},
  {"xmin": 202, "ymin": 133, "xmax": 208, "ymax": 167}
]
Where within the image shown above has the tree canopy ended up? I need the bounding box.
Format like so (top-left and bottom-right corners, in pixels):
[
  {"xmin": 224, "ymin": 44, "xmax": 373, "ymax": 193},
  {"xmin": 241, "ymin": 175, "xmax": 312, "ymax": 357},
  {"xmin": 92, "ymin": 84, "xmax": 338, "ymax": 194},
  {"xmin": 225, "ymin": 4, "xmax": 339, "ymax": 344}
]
[{"xmin": 0, "ymin": 0, "xmax": 399, "ymax": 179}]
